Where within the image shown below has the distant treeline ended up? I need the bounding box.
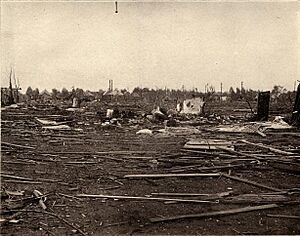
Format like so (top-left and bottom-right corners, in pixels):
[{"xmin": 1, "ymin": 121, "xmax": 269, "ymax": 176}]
[{"xmin": 2, "ymin": 85, "xmax": 296, "ymax": 108}]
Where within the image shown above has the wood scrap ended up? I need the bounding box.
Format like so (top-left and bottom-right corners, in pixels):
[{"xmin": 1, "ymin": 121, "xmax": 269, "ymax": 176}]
[
  {"xmin": 0, "ymin": 211, "xmax": 24, "ymax": 225},
  {"xmin": 77, "ymin": 194, "xmax": 215, "ymax": 203},
  {"xmin": 1, "ymin": 174, "xmax": 34, "ymax": 181},
  {"xmin": 4, "ymin": 190, "xmax": 24, "ymax": 196},
  {"xmin": 2, "ymin": 209, "xmax": 87, "ymax": 236},
  {"xmin": 2, "ymin": 161, "xmax": 36, "ymax": 165},
  {"xmin": 2, "ymin": 180, "xmax": 43, "ymax": 184},
  {"xmin": 7, "ymin": 192, "xmax": 53, "ymax": 203},
  {"xmin": 170, "ymin": 164, "xmax": 245, "ymax": 173},
  {"xmin": 240, "ymin": 140, "xmax": 294, "ymax": 156},
  {"xmin": 266, "ymin": 214, "xmax": 300, "ymax": 219},
  {"xmin": 181, "ymin": 149, "xmax": 221, "ymax": 157},
  {"xmin": 33, "ymin": 190, "xmax": 47, "ymax": 210},
  {"xmin": 221, "ymin": 193, "xmax": 289, "ymax": 204},
  {"xmin": 149, "ymin": 204, "xmax": 279, "ymax": 223},
  {"xmin": 1, "ymin": 142, "xmax": 35, "ymax": 150},
  {"xmin": 124, "ymin": 173, "xmax": 221, "ymax": 178},
  {"xmin": 183, "ymin": 139, "xmax": 234, "ymax": 151},
  {"xmin": 150, "ymin": 191, "xmax": 232, "ymax": 198},
  {"xmin": 102, "ymin": 221, "xmax": 128, "ymax": 228},
  {"xmin": 217, "ymin": 146, "xmax": 264, "ymax": 160},
  {"xmin": 57, "ymin": 193, "xmax": 83, "ymax": 201},
  {"xmin": 221, "ymin": 173, "xmax": 282, "ymax": 192}
]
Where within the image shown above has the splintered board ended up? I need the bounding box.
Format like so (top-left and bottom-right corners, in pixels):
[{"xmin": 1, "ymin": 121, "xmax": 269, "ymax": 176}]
[{"xmin": 183, "ymin": 139, "xmax": 235, "ymax": 151}]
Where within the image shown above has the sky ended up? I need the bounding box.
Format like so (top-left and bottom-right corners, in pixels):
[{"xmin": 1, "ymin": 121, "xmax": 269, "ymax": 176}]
[{"xmin": 1, "ymin": 1, "xmax": 299, "ymax": 92}]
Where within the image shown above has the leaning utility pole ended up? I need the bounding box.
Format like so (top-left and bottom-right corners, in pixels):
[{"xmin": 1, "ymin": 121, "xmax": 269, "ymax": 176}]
[
  {"xmin": 8, "ymin": 68, "xmax": 14, "ymax": 105},
  {"xmin": 13, "ymin": 69, "xmax": 20, "ymax": 103}
]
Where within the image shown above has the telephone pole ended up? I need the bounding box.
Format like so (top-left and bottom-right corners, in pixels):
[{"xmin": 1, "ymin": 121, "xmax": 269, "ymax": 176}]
[
  {"xmin": 8, "ymin": 68, "xmax": 14, "ymax": 105},
  {"xmin": 220, "ymin": 82, "xmax": 223, "ymax": 102}
]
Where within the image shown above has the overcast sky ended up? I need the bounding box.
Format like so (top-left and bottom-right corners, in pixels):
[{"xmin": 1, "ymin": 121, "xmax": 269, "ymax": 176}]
[{"xmin": 1, "ymin": 1, "xmax": 299, "ymax": 92}]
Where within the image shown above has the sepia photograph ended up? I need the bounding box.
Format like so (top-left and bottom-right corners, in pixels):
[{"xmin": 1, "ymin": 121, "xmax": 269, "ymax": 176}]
[{"xmin": 1, "ymin": 0, "xmax": 300, "ymax": 235}]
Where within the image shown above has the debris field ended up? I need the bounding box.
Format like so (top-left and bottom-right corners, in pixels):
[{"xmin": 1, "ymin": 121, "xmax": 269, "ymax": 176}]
[{"xmin": 1, "ymin": 101, "xmax": 300, "ymax": 235}]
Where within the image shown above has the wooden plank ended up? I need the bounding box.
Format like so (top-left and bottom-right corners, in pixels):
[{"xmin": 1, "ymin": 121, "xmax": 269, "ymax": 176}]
[
  {"xmin": 150, "ymin": 204, "xmax": 279, "ymax": 223},
  {"xmin": 1, "ymin": 174, "xmax": 33, "ymax": 181},
  {"xmin": 1, "ymin": 141, "xmax": 35, "ymax": 150},
  {"xmin": 267, "ymin": 214, "xmax": 300, "ymax": 219},
  {"xmin": 150, "ymin": 191, "xmax": 232, "ymax": 197},
  {"xmin": 170, "ymin": 164, "xmax": 244, "ymax": 173},
  {"xmin": 240, "ymin": 140, "xmax": 294, "ymax": 156},
  {"xmin": 217, "ymin": 147, "xmax": 264, "ymax": 160},
  {"xmin": 221, "ymin": 173, "xmax": 282, "ymax": 192},
  {"xmin": 2, "ymin": 180, "xmax": 43, "ymax": 184},
  {"xmin": 76, "ymin": 194, "xmax": 213, "ymax": 203},
  {"xmin": 124, "ymin": 173, "xmax": 221, "ymax": 178}
]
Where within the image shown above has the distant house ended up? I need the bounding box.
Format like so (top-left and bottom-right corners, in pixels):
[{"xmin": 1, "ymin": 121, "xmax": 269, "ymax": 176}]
[{"xmin": 177, "ymin": 97, "xmax": 205, "ymax": 114}]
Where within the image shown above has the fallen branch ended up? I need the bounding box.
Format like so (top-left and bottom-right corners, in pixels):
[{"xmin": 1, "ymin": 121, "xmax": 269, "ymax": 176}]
[{"xmin": 150, "ymin": 204, "xmax": 279, "ymax": 223}]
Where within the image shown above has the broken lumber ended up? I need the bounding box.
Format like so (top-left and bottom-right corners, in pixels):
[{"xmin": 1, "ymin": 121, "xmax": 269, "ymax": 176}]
[
  {"xmin": 170, "ymin": 164, "xmax": 245, "ymax": 173},
  {"xmin": 221, "ymin": 173, "xmax": 282, "ymax": 192},
  {"xmin": 2, "ymin": 180, "xmax": 43, "ymax": 184},
  {"xmin": 3, "ymin": 209, "xmax": 87, "ymax": 236},
  {"xmin": 240, "ymin": 140, "xmax": 294, "ymax": 156},
  {"xmin": 1, "ymin": 141, "xmax": 35, "ymax": 150},
  {"xmin": 267, "ymin": 214, "xmax": 300, "ymax": 219},
  {"xmin": 1, "ymin": 174, "xmax": 33, "ymax": 181},
  {"xmin": 221, "ymin": 193, "xmax": 289, "ymax": 204},
  {"xmin": 33, "ymin": 190, "xmax": 47, "ymax": 210},
  {"xmin": 77, "ymin": 194, "xmax": 214, "ymax": 203},
  {"xmin": 150, "ymin": 204, "xmax": 279, "ymax": 223},
  {"xmin": 123, "ymin": 173, "xmax": 220, "ymax": 178},
  {"xmin": 217, "ymin": 147, "xmax": 264, "ymax": 160},
  {"xmin": 150, "ymin": 191, "xmax": 232, "ymax": 198},
  {"xmin": 181, "ymin": 149, "xmax": 221, "ymax": 157}
]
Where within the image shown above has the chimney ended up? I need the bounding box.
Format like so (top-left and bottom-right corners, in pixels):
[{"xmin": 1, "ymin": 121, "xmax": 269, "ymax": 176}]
[{"xmin": 108, "ymin": 80, "xmax": 114, "ymax": 92}]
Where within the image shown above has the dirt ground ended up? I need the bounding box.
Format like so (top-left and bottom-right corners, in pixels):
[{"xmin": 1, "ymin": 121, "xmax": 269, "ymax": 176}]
[{"xmin": 1, "ymin": 103, "xmax": 300, "ymax": 235}]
